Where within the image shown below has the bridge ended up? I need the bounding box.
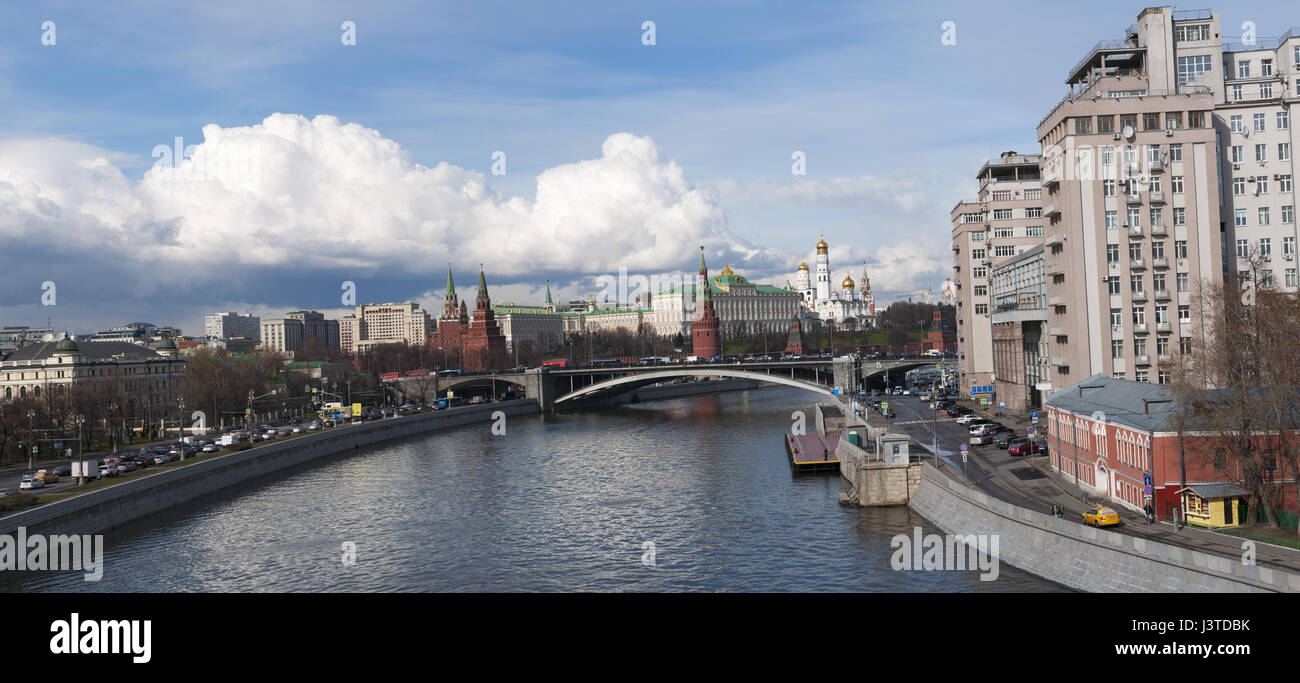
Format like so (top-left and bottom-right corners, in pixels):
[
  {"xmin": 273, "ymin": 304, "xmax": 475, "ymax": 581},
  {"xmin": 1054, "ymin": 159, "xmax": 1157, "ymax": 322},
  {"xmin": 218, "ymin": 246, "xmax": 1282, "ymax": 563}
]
[{"xmin": 383, "ymin": 357, "xmax": 941, "ymax": 411}]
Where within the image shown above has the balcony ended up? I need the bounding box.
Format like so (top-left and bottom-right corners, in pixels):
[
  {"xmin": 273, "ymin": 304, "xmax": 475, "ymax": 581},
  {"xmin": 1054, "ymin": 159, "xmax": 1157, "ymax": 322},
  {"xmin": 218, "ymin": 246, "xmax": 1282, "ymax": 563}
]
[
  {"xmin": 1152, "ymin": 257, "xmax": 1169, "ymax": 269},
  {"xmin": 1149, "ymin": 159, "xmax": 1165, "ymax": 173},
  {"xmin": 1044, "ymin": 203, "xmax": 1061, "ymax": 218},
  {"xmin": 1157, "ymin": 321, "xmax": 1171, "ymax": 333},
  {"xmin": 1130, "ymin": 258, "xmax": 1146, "ymax": 270},
  {"xmin": 1134, "ymin": 323, "xmax": 1149, "ymax": 334},
  {"xmin": 1149, "ymin": 191, "xmax": 1166, "ymax": 204},
  {"xmin": 1132, "ymin": 290, "xmax": 1148, "ymax": 302},
  {"xmin": 1045, "ymin": 234, "xmax": 1062, "ymax": 248},
  {"xmin": 1128, "ymin": 226, "xmax": 1143, "ymax": 238},
  {"xmin": 1048, "ymin": 296, "xmax": 1062, "ymax": 306},
  {"xmin": 1154, "ymin": 289, "xmax": 1171, "ymax": 300},
  {"xmin": 1051, "ymin": 357, "xmax": 1069, "ymax": 367},
  {"xmin": 1158, "ymin": 353, "xmax": 1172, "ymax": 363},
  {"xmin": 1046, "ymin": 262, "xmax": 1065, "ymax": 276},
  {"xmin": 1050, "ymin": 327, "xmax": 1066, "ymax": 337},
  {"xmin": 1125, "ymin": 193, "xmax": 1143, "ymax": 205},
  {"xmin": 1134, "ymin": 354, "xmax": 1152, "ymax": 366},
  {"xmin": 1150, "ymin": 224, "xmax": 1168, "ymax": 237}
]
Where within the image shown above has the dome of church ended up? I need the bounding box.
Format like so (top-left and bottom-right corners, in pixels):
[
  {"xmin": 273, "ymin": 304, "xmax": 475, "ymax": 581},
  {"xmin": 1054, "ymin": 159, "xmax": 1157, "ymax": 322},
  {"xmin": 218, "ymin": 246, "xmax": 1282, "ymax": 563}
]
[
  {"xmin": 719, "ymin": 262, "xmax": 734, "ymax": 276},
  {"xmin": 54, "ymin": 334, "xmax": 79, "ymax": 355},
  {"xmin": 816, "ymin": 235, "xmax": 829, "ymax": 253},
  {"xmin": 841, "ymin": 273, "xmax": 855, "ymax": 289},
  {"xmin": 797, "ymin": 261, "xmax": 809, "ymax": 271}
]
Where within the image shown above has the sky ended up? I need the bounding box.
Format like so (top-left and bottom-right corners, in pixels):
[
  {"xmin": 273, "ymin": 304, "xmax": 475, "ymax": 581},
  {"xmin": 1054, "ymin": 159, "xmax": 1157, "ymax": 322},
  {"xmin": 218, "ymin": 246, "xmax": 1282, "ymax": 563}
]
[{"xmin": 1, "ymin": 1, "xmax": 1295, "ymax": 336}]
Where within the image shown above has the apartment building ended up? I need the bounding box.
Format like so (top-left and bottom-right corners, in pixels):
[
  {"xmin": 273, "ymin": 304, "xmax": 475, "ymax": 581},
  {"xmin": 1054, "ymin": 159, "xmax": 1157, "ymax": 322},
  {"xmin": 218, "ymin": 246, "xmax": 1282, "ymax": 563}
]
[
  {"xmin": 1038, "ymin": 7, "xmax": 1233, "ymax": 389},
  {"xmin": 339, "ymin": 302, "xmax": 431, "ymax": 354},
  {"xmin": 951, "ymin": 152, "xmax": 1045, "ymax": 398},
  {"xmin": 990, "ymin": 245, "xmax": 1050, "ymax": 411}
]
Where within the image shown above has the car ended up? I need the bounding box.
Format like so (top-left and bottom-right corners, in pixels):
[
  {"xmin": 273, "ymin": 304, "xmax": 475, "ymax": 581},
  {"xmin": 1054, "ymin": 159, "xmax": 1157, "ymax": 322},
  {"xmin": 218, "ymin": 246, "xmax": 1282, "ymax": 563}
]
[
  {"xmin": 290, "ymin": 417, "xmax": 303, "ymax": 425},
  {"xmin": 969, "ymin": 432, "xmax": 994, "ymax": 445},
  {"xmin": 19, "ymin": 476, "xmax": 44, "ymax": 490},
  {"xmin": 1008, "ymin": 440, "xmax": 1040, "ymax": 456},
  {"xmin": 34, "ymin": 469, "xmax": 59, "ymax": 484},
  {"xmin": 954, "ymin": 414, "xmax": 981, "ymax": 425},
  {"xmin": 98, "ymin": 465, "xmax": 119, "ymax": 478},
  {"xmin": 993, "ymin": 431, "xmax": 1018, "ymax": 448},
  {"xmin": 881, "ymin": 409, "xmax": 896, "ymax": 418},
  {"xmin": 0, "ymin": 487, "xmax": 20, "ymax": 497},
  {"xmin": 308, "ymin": 421, "xmax": 322, "ymax": 430},
  {"xmin": 51, "ymin": 465, "xmax": 72, "ymax": 477},
  {"xmin": 323, "ymin": 419, "xmax": 335, "ymax": 428},
  {"xmin": 202, "ymin": 444, "xmax": 219, "ymax": 453},
  {"xmin": 1082, "ymin": 507, "xmax": 1121, "ymax": 527}
]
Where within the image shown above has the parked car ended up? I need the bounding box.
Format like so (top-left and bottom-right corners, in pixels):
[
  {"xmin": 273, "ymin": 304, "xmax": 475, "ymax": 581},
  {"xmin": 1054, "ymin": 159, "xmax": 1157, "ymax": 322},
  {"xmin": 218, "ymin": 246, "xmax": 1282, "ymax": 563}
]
[
  {"xmin": 881, "ymin": 409, "xmax": 896, "ymax": 418},
  {"xmin": 993, "ymin": 431, "xmax": 1018, "ymax": 448},
  {"xmin": 969, "ymin": 432, "xmax": 994, "ymax": 445},
  {"xmin": 1082, "ymin": 507, "xmax": 1121, "ymax": 528},
  {"xmin": 955, "ymin": 414, "xmax": 982, "ymax": 425},
  {"xmin": 1008, "ymin": 440, "xmax": 1040, "ymax": 456}
]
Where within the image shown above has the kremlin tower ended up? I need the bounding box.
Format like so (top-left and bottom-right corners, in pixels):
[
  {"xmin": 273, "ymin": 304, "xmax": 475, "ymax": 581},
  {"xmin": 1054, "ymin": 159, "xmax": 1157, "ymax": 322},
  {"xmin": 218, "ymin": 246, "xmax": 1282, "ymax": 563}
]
[
  {"xmin": 462, "ymin": 265, "xmax": 508, "ymax": 371},
  {"xmin": 691, "ymin": 246, "xmax": 722, "ymax": 359}
]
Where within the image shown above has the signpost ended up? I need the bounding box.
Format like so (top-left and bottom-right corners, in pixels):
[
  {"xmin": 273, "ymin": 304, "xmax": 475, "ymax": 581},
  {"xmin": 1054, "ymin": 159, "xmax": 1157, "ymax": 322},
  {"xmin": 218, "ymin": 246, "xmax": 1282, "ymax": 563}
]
[
  {"xmin": 960, "ymin": 443, "xmax": 968, "ymax": 477},
  {"xmin": 1031, "ymin": 411, "xmax": 1039, "ymax": 424}
]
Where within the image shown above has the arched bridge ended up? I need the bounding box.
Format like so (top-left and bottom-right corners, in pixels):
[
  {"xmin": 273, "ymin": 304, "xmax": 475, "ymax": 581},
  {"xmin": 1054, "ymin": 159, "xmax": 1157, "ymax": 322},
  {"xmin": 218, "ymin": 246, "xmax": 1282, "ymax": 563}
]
[{"xmin": 553, "ymin": 368, "xmax": 837, "ymax": 405}]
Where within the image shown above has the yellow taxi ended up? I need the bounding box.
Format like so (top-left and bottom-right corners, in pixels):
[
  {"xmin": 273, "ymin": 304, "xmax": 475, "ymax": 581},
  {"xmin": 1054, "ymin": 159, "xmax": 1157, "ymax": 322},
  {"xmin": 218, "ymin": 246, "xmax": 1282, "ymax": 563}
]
[
  {"xmin": 1082, "ymin": 506, "xmax": 1121, "ymax": 527},
  {"xmin": 34, "ymin": 469, "xmax": 59, "ymax": 484}
]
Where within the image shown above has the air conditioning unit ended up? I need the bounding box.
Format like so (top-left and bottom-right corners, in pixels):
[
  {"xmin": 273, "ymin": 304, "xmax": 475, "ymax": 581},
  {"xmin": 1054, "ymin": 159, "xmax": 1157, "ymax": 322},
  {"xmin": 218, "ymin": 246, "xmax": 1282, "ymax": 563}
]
[
  {"xmin": 1276, "ymin": 174, "xmax": 1283, "ymax": 181},
  {"xmin": 1165, "ymin": 130, "xmax": 1174, "ymax": 137},
  {"xmin": 1233, "ymin": 163, "xmax": 1241, "ymax": 170},
  {"xmin": 1242, "ymin": 129, "xmax": 1250, "ymax": 137},
  {"xmin": 1248, "ymin": 176, "xmax": 1256, "ymax": 182},
  {"xmin": 1113, "ymin": 133, "xmax": 1122, "ymax": 141},
  {"xmin": 1287, "ymin": 254, "xmax": 1294, "ymax": 261}
]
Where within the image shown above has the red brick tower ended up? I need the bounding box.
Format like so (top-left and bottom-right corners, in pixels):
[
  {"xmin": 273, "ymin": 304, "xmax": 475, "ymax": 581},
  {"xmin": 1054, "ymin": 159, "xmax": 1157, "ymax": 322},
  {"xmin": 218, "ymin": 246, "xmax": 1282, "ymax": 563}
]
[
  {"xmin": 785, "ymin": 315, "xmax": 806, "ymax": 355},
  {"xmin": 463, "ymin": 265, "xmax": 507, "ymax": 371},
  {"xmin": 434, "ymin": 263, "xmax": 466, "ymax": 354},
  {"xmin": 691, "ymin": 246, "xmax": 722, "ymax": 359}
]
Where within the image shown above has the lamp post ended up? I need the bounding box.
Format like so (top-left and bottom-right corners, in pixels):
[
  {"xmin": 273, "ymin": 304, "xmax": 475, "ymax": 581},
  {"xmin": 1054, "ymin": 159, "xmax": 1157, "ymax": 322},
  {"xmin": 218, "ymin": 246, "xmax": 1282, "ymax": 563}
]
[
  {"xmin": 177, "ymin": 396, "xmax": 186, "ymax": 440},
  {"xmin": 109, "ymin": 402, "xmax": 119, "ymax": 454},
  {"xmin": 74, "ymin": 414, "xmax": 84, "ymax": 483},
  {"xmin": 27, "ymin": 409, "xmax": 36, "ymax": 470}
]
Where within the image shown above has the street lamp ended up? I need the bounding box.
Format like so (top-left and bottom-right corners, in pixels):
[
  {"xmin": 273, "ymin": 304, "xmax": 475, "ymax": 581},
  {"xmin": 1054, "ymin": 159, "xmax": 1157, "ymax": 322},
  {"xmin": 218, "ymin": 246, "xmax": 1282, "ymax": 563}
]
[{"xmin": 27, "ymin": 409, "xmax": 36, "ymax": 470}]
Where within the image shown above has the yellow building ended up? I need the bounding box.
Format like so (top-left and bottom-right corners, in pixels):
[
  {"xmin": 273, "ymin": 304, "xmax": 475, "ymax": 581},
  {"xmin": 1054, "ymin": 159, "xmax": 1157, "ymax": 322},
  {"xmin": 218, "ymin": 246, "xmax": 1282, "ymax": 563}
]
[{"xmin": 1177, "ymin": 484, "xmax": 1249, "ymax": 529}]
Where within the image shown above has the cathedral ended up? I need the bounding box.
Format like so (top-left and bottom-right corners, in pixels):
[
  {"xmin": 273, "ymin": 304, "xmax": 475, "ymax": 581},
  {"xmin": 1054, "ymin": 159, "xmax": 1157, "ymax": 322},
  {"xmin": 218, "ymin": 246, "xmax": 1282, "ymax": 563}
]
[{"xmin": 792, "ymin": 235, "xmax": 876, "ymax": 327}]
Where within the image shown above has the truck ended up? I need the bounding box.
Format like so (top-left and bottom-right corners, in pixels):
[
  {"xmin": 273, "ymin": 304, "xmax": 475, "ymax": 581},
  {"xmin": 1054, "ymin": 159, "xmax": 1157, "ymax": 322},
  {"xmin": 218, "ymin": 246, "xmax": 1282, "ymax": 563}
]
[
  {"xmin": 684, "ymin": 356, "xmax": 700, "ymax": 363},
  {"xmin": 220, "ymin": 434, "xmax": 235, "ymax": 447}
]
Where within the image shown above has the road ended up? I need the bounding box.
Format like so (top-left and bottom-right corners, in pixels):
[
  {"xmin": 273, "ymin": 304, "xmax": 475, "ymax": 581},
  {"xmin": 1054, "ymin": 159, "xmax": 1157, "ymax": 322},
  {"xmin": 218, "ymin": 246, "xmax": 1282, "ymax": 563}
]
[{"xmin": 865, "ymin": 392, "xmax": 1300, "ymax": 572}]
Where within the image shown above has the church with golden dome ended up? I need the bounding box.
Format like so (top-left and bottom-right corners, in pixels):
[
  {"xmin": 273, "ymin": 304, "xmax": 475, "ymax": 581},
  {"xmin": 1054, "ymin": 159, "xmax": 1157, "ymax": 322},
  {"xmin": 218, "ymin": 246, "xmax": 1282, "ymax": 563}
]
[{"xmin": 792, "ymin": 235, "xmax": 876, "ymax": 327}]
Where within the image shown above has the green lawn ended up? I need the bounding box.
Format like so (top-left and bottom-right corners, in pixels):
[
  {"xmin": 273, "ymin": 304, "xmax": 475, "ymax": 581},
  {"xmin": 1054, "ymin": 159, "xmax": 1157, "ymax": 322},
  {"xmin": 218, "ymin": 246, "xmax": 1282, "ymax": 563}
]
[{"xmin": 1217, "ymin": 527, "xmax": 1300, "ymax": 550}]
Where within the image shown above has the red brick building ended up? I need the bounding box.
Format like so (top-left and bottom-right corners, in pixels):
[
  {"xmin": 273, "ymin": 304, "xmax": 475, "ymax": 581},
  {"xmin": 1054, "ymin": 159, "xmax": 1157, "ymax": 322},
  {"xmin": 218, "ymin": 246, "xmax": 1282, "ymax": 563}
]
[
  {"xmin": 1045, "ymin": 374, "xmax": 1298, "ymax": 527},
  {"xmin": 691, "ymin": 247, "xmax": 721, "ymax": 359},
  {"xmin": 461, "ymin": 267, "xmax": 507, "ymax": 371},
  {"xmin": 426, "ymin": 264, "xmax": 469, "ymax": 360}
]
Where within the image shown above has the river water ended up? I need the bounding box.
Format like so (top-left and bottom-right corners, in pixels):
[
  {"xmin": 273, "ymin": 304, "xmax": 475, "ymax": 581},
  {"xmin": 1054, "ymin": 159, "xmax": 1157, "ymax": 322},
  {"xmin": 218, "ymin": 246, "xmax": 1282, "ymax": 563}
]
[{"xmin": 10, "ymin": 387, "xmax": 1065, "ymax": 592}]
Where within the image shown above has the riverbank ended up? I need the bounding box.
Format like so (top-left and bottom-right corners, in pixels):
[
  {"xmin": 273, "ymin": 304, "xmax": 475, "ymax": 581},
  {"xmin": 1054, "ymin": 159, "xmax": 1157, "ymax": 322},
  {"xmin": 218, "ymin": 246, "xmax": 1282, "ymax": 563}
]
[{"xmin": 0, "ymin": 400, "xmax": 538, "ymax": 538}]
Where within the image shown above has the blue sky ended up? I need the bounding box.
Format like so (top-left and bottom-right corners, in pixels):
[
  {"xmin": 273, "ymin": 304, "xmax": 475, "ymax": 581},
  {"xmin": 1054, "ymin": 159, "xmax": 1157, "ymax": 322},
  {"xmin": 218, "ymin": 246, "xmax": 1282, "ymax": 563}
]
[{"xmin": 1, "ymin": 1, "xmax": 1295, "ymax": 335}]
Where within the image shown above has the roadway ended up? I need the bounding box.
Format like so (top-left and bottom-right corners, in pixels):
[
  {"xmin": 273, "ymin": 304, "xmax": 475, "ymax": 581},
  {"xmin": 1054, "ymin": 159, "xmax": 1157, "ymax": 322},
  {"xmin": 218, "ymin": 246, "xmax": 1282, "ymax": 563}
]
[{"xmin": 867, "ymin": 392, "xmax": 1300, "ymax": 573}]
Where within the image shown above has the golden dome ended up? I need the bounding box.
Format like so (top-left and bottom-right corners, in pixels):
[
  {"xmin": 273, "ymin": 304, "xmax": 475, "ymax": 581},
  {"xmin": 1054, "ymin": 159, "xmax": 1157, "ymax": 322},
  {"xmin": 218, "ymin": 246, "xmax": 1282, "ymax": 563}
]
[
  {"xmin": 720, "ymin": 262, "xmax": 735, "ymax": 276},
  {"xmin": 797, "ymin": 261, "xmax": 809, "ymax": 271},
  {"xmin": 816, "ymin": 235, "xmax": 829, "ymax": 253},
  {"xmin": 841, "ymin": 272, "xmax": 855, "ymax": 289}
]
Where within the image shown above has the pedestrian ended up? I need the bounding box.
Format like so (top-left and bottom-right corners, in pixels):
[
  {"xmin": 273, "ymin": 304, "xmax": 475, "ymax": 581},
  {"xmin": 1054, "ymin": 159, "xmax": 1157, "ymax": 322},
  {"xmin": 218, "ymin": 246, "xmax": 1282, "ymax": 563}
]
[{"xmin": 1144, "ymin": 502, "xmax": 1154, "ymax": 526}]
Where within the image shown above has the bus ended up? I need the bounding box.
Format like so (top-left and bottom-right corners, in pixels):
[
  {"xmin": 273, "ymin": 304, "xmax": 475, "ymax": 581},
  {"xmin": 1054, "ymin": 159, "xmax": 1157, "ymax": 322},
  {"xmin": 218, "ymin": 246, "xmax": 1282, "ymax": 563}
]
[
  {"xmin": 540, "ymin": 359, "xmax": 569, "ymax": 368},
  {"xmin": 590, "ymin": 358, "xmax": 620, "ymax": 367},
  {"xmin": 436, "ymin": 396, "xmax": 466, "ymax": 409},
  {"xmin": 438, "ymin": 369, "xmax": 464, "ymax": 376},
  {"xmin": 379, "ymin": 372, "xmax": 400, "ymax": 380}
]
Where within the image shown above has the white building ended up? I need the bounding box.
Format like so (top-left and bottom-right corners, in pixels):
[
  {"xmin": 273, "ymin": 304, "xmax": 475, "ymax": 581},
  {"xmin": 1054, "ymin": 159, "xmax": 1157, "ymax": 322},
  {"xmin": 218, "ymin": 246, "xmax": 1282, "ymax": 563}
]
[
  {"xmin": 339, "ymin": 302, "xmax": 431, "ymax": 354},
  {"xmin": 793, "ymin": 236, "xmax": 876, "ymax": 327},
  {"xmin": 648, "ymin": 264, "xmax": 800, "ymax": 337},
  {"xmin": 204, "ymin": 312, "xmax": 261, "ymax": 343}
]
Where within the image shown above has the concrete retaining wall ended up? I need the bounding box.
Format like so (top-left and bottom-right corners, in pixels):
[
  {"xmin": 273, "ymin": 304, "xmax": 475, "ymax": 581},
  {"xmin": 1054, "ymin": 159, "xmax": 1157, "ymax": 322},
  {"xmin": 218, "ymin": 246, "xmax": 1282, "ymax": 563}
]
[
  {"xmin": 909, "ymin": 462, "xmax": 1300, "ymax": 592},
  {"xmin": 0, "ymin": 400, "xmax": 539, "ymax": 538}
]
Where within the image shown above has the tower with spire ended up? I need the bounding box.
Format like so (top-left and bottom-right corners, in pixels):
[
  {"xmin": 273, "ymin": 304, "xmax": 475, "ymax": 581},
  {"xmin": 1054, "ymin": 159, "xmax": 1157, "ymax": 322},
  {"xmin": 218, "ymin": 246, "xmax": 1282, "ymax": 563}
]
[
  {"xmin": 691, "ymin": 246, "xmax": 722, "ymax": 359},
  {"xmin": 462, "ymin": 264, "xmax": 508, "ymax": 371}
]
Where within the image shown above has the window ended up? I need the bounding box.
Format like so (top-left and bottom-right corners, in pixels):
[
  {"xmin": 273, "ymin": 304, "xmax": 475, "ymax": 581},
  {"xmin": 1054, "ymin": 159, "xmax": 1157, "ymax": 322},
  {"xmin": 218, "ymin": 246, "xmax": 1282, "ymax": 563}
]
[
  {"xmin": 1175, "ymin": 23, "xmax": 1211, "ymax": 42},
  {"xmin": 973, "ymin": 285, "xmax": 987, "ymax": 296},
  {"xmin": 1258, "ymin": 177, "xmax": 1270, "ymax": 195},
  {"xmin": 1025, "ymin": 225, "xmax": 1043, "ymax": 237},
  {"xmin": 1175, "ymin": 241, "xmax": 1187, "ymax": 259},
  {"xmin": 1259, "ymin": 207, "xmax": 1270, "ymax": 225},
  {"xmin": 972, "ymin": 248, "xmax": 985, "ymax": 259},
  {"xmin": 1279, "ymin": 111, "xmax": 1290, "ymax": 130},
  {"xmin": 1257, "ymin": 144, "xmax": 1268, "ymax": 163},
  {"xmin": 972, "ymin": 266, "xmax": 987, "ymax": 278},
  {"xmin": 1107, "ymin": 276, "xmax": 1121, "ymax": 295},
  {"xmin": 1177, "ymin": 55, "xmax": 1212, "ymax": 85},
  {"xmin": 1135, "ymin": 339, "xmax": 1147, "ymax": 359},
  {"xmin": 1288, "ymin": 268, "xmax": 1298, "ymax": 288},
  {"xmin": 1150, "ymin": 208, "xmax": 1163, "ymax": 227},
  {"xmin": 1025, "ymin": 207, "xmax": 1043, "ymax": 218},
  {"xmin": 1236, "ymin": 209, "xmax": 1247, "ymax": 227},
  {"xmin": 1097, "ymin": 115, "xmax": 1114, "ymax": 133},
  {"xmin": 1177, "ymin": 273, "xmax": 1189, "ymax": 292},
  {"xmin": 994, "ymin": 245, "xmax": 1015, "ymax": 257},
  {"xmin": 1153, "ymin": 273, "xmax": 1167, "ymax": 293},
  {"xmin": 1237, "ymin": 61, "xmax": 1251, "ymax": 79},
  {"xmin": 1155, "ymin": 305, "xmax": 1168, "ymax": 324},
  {"xmin": 1133, "ymin": 307, "xmax": 1146, "ymax": 325},
  {"xmin": 1075, "ymin": 117, "xmax": 1093, "ymax": 134},
  {"xmin": 1281, "ymin": 175, "xmax": 1293, "ymax": 193},
  {"xmin": 1262, "ymin": 270, "xmax": 1275, "ymax": 288},
  {"xmin": 1181, "ymin": 337, "xmax": 1193, "ymax": 354},
  {"xmin": 1107, "ymin": 244, "xmax": 1120, "ymax": 263},
  {"xmin": 1232, "ymin": 84, "xmax": 1243, "ymax": 101},
  {"xmin": 1286, "ymin": 236, "xmax": 1296, "ymax": 256},
  {"xmin": 1230, "ymin": 115, "xmax": 1243, "ymax": 133},
  {"xmin": 1254, "ymin": 113, "xmax": 1266, "ymax": 132},
  {"xmin": 1260, "ymin": 238, "xmax": 1272, "ymax": 257},
  {"xmin": 1281, "ymin": 143, "xmax": 1292, "ymax": 162},
  {"xmin": 1130, "ymin": 243, "xmax": 1143, "ymax": 262},
  {"xmin": 1178, "ymin": 305, "xmax": 1190, "ymax": 323},
  {"xmin": 974, "ymin": 304, "xmax": 987, "ymax": 314},
  {"xmin": 1110, "ymin": 308, "xmax": 1123, "ymax": 326},
  {"xmin": 1165, "ymin": 112, "xmax": 1181, "ymax": 130},
  {"xmin": 1158, "ymin": 371, "xmax": 1170, "ymax": 385},
  {"xmin": 1231, "ymin": 145, "xmax": 1243, "ymax": 164},
  {"xmin": 1261, "ymin": 82, "xmax": 1273, "ymax": 98},
  {"xmin": 1112, "ymin": 339, "xmax": 1124, "ymax": 358},
  {"xmin": 1101, "ymin": 146, "xmax": 1115, "ymax": 168},
  {"xmin": 1103, "ymin": 179, "xmax": 1116, "ymax": 197},
  {"xmin": 1284, "ymin": 206, "xmax": 1295, "ymax": 224},
  {"xmin": 1237, "ymin": 239, "xmax": 1249, "ymax": 258},
  {"xmin": 1233, "ymin": 177, "xmax": 1245, "ymax": 196},
  {"xmin": 1114, "ymin": 372, "xmax": 1126, "ymax": 380},
  {"xmin": 1150, "ymin": 176, "xmax": 1161, "ymax": 193},
  {"xmin": 1130, "ymin": 273, "xmax": 1144, "ymax": 293},
  {"xmin": 992, "ymin": 209, "xmax": 1013, "ymax": 220},
  {"xmin": 1152, "ymin": 241, "xmax": 1165, "ymax": 260},
  {"xmin": 994, "ymin": 227, "xmax": 1014, "ymax": 238},
  {"xmin": 1157, "ymin": 336, "xmax": 1170, "ymax": 357},
  {"xmin": 1142, "ymin": 112, "xmax": 1160, "ymax": 131},
  {"xmin": 1169, "ymin": 144, "xmax": 1182, "ymax": 162},
  {"xmin": 1171, "ymin": 175, "xmax": 1184, "ymax": 194},
  {"xmin": 1127, "ymin": 208, "xmax": 1141, "ymax": 227},
  {"xmin": 1173, "ymin": 207, "xmax": 1185, "ymax": 226},
  {"xmin": 1261, "ymin": 59, "xmax": 1273, "ymax": 76},
  {"xmin": 971, "ymin": 231, "xmax": 985, "ymax": 241},
  {"xmin": 1120, "ymin": 113, "xmax": 1137, "ymax": 132},
  {"xmin": 1189, "ymin": 112, "xmax": 1206, "ymax": 128},
  {"xmin": 1105, "ymin": 211, "xmax": 1118, "ymax": 230}
]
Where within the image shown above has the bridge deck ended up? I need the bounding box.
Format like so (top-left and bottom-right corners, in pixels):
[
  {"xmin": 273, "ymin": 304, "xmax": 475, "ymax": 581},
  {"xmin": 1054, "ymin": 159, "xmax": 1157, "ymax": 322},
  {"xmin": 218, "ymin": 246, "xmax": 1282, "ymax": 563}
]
[{"xmin": 786, "ymin": 433, "xmax": 840, "ymax": 473}]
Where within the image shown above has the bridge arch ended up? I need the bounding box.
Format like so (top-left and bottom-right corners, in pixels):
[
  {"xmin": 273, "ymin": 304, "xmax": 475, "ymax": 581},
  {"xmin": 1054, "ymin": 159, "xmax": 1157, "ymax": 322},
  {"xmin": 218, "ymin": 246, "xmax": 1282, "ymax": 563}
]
[{"xmin": 553, "ymin": 368, "xmax": 836, "ymax": 405}]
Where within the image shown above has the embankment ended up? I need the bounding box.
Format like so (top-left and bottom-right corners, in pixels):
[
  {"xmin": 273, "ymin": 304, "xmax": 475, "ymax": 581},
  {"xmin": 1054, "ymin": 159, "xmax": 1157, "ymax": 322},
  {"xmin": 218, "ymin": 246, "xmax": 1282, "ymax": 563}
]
[{"xmin": 0, "ymin": 400, "xmax": 539, "ymax": 538}]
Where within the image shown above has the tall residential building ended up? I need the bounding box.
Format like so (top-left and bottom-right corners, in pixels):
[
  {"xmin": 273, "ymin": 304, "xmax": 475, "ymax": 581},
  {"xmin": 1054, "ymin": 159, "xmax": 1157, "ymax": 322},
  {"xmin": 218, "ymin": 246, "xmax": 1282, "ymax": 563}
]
[
  {"xmin": 339, "ymin": 302, "xmax": 431, "ymax": 354},
  {"xmin": 260, "ymin": 311, "xmax": 340, "ymax": 357},
  {"xmin": 1038, "ymin": 6, "xmax": 1232, "ymax": 388},
  {"xmin": 951, "ymin": 152, "xmax": 1045, "ymax": 397},
  {"xmin": 989, "ymin": 245, "xmax": 1050, "ymax": 411},
  {"xmin": 204, "ymin": 312, "xmax": 261, "ymax": 343}
]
